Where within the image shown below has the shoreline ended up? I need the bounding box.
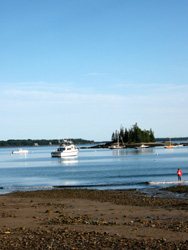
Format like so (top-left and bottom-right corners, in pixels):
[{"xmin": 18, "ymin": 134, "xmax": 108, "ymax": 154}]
[
  {"xmin": 0, "ymin": 188, "xmax": 188, "ymax": 249},
  {"xmin": 1, "ymin": 184, "xmax": 188, "ymax": 199},
  {"xmin": 2, "ymin": 141, "xmax": 187, "ymax": 149}
]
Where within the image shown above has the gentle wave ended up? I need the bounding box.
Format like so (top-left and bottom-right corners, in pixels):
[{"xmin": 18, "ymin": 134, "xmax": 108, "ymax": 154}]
[
  {"xmin": 1, "ymin": 180, "xmax": 187, "ymax": 192},
  {"xmin": 0, "ymin": 186, "xmax": 53, "ymax": 190},
  {"xmin": 149, "ymin": 181, "xmax": 188, "ymax": 185},
  {"xmin": 107, "ymin": 173, "xmax": 176, "ymax": 179},
  {"xmin": 53, "ymin": 182, "xmax": 147, "ymax": 188},
  {"xmin": 0, "ymin": 182, "xmax": 147, "ymax": 191}
]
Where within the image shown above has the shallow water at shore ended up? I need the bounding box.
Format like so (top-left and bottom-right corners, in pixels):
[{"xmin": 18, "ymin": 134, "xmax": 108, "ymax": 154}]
[{"xmin": 0, "ymin": 145, "xmax": 188, "ymax": 194}]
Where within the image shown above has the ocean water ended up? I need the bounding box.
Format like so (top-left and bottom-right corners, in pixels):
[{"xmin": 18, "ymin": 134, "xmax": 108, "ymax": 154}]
[{"xmin": 0, "ymin": 145, "xmax": 188, "ymax": 194}]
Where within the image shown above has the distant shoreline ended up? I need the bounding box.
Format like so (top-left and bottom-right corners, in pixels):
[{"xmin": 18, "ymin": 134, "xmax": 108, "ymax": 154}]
[
  {"xmin": 81, "ymin": 141, "xmax": 188, "ymax": 149},
  {"xmin": 0, "ymin": 137, "xmax": 187, "ymax": 148},
  {"xmin": 1, "ymin": 142, "xmax": 188, "ymax": 149},
  {"xmin": 0, "ymin": 138, "xmax": 95, "ymax": 148}
]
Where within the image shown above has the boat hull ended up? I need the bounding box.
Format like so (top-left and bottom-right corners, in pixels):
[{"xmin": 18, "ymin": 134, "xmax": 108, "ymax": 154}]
[
  {"xmin": 51, "ymin": 149, "xmax": 78, "ymax": 158},
  {"xmin": 135, "ymin": 144, "xmax": 149, "ymax": 149},
  {"xmin": 12, "ymin": 149, "xmax": 28, "ymax": 154},
  {"xmin": 109, "ymin": 146, "xmax": 124, "ymax": 149}
]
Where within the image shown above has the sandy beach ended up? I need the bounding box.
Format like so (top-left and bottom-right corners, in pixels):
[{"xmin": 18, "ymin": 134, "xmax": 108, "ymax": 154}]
[{"xmin": 0, "ymin": 189, "xmax": 188, "ymax": 249}]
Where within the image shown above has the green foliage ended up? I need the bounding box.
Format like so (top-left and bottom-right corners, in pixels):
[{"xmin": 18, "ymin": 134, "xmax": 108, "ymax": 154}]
[
  {"xmin": 0, "ymin": 138, "xmax": 94, "ymax": 147},
  {"xmin": 112, "ymin": 123, "xmax": 155, "ymax": 143}
]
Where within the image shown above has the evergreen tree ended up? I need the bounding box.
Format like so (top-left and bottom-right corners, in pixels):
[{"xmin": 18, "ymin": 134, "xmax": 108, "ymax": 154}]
[
  {"xmin": 111, "ymin": 132, "xmax": 115, "ymax": 142},
  {"xmin": 149, "ymin": 129, "xmax": 155, "ymax": 142},
  {"xmin": 119, "ymin": 126, "xmax": 124, "ymax": 143},
  {"xmin": 124, "ymin": 128, "xmax": 129, "ymax": 143},
  {"xmin": 111, "ymin": 123, "xmax": 156, "ymax": 143}
]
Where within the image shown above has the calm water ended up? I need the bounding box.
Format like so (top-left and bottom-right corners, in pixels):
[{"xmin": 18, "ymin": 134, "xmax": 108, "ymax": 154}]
[{"xmin": 0, "ymin": 145, "xmax": 188, "ymax": 194}]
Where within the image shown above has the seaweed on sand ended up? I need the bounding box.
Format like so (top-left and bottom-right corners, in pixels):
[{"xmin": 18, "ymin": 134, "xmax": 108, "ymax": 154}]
[{"xmin": 161, "ymin": 185, "xmax": 188, "ymax": 194}]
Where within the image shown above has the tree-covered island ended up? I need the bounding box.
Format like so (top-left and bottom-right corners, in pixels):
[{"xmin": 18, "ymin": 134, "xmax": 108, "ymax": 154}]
[
  {"xmin": 87, "ymin": 123, "xmax": 161, "ymax": 149},
  {"xmin": 111, "ymin": 123, "xmax": 155, "ymax": 144}
]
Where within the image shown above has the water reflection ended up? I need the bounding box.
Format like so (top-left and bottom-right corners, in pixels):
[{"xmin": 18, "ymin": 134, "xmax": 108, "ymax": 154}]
[
  {"xmin": 58, "ymin": 156, "xmax": 78, "ymax": 165},
  {"xmin": 111, "ymin": 148, "xmax": 155, "ymax": 156},
  {"xmin": 11, "ymin": 153, "xmax": 28, "ymax": 158}
]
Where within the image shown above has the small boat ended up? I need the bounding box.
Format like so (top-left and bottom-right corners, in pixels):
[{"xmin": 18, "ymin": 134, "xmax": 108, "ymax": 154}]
[
  {"xmin": 109, "ymin": 144, "xmax": 125, "ymax": 149},
  {"xmin": 12, "ymin": 148, "xmax": 28, "ymax": 154},
  {"xmin": 51, "ymin": 140, "xmax": 79, "ymax": 158},
  {"xmin": 164, "ymin": 134, "xmax": 174, "ymax": 149},
  {"xmin": 164, "ymin": 145, "xmax": 174, "ymax": 149},
  {"xmin": 135, "ymin": 144, "xmax": 149, "ymax": 149},
  {"xmin": 109, "ymin": 131, "xmax": 125, "ymax": 149}
]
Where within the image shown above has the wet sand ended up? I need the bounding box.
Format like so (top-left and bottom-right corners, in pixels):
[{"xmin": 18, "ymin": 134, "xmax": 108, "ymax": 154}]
[{"xmin": 0, "ymin": 189, "xmax": 188, "ymax": 249}]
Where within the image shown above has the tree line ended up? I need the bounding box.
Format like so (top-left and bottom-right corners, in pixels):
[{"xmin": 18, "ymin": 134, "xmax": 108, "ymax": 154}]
[
  {"xmin": 111, "ymin": 123, "xmax": 155, "ymax": 144},
  {"xmin": 156, "ymin": 137, "xmax": 188, "ymax": 142},
  {"xmin": 0, "ymin": 138, "xmax": 94, "ymax": 147}
]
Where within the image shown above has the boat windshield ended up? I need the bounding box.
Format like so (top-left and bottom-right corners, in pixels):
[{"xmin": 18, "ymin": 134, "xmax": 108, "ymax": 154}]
[{"xmin": 58, "ymin": 148, "xmax": 65, "ymax": 151}]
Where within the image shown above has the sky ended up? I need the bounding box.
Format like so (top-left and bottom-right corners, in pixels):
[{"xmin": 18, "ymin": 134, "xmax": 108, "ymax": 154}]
[{"xmin": 0, "ymin": 0, "xmax": 188, "ymax": 141}]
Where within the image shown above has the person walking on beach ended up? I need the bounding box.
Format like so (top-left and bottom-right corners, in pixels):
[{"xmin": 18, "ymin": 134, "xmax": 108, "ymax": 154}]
[{"xmin": 177, "ymin": 168, "xmax": 182, "ymax": 181}]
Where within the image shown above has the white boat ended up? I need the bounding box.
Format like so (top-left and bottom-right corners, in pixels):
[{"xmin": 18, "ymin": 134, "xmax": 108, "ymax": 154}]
[
  {"xmin": 135, "ymin": 144, "xmax": 149, "ymax": 149},
  {"xmin": 109, "ymin": 145, "xmax": 124, "ymax": 149},
  {"xmin": 12, "ymin": 148, "xmax": 28, "ymax": 154},
  {"xmin": 109, "ymin": 130, "xmax": 125, "ymax": 149},
  {"xmin": 51, "ymin": 140, "xmax": 79, "ymax": 158}
]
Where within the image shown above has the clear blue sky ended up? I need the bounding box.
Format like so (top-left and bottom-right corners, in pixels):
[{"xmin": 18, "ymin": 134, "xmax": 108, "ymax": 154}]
[{"xmin": 0, "ymin": 0, "xmax": 188, "ymax": 141}]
